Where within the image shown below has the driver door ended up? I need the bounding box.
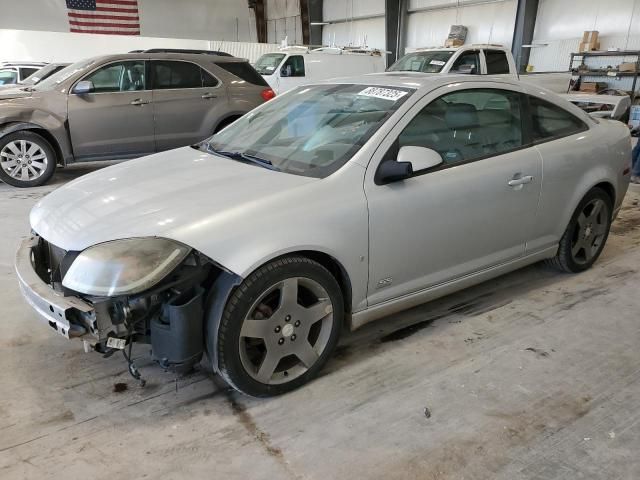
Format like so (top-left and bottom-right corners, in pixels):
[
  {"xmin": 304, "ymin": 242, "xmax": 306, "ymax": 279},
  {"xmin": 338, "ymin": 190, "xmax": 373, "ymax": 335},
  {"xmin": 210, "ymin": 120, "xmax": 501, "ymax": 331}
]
[
  {"xmin": 364, "ymin": 83, "xmax": 542, "ymax": 306},
  {"xmin": 67, "ymin": 60, "xmax": 154, "ymax": 160}
]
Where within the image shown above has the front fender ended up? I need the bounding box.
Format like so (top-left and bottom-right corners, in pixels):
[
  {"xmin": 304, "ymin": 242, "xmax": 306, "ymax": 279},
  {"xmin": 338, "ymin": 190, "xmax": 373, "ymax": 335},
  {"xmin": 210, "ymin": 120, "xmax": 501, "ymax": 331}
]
[{"xmin": 0, "ymin": 120, "xmax": 72, "ymax": 165}]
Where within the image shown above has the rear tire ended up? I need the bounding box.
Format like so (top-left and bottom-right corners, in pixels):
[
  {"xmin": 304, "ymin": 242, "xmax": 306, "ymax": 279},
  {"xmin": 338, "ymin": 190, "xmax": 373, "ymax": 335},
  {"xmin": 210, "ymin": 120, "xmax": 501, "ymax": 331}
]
[
  {"xmin": 546, "ymin": 187, "xmax": 612, "ymax": 273},
  {"xmin": 0, "ymin": 131, "xmax": 56, "ymax": 188},
  {"xmin": 216, "ymin": 256, "xmax": 343, "ymax": 397}
]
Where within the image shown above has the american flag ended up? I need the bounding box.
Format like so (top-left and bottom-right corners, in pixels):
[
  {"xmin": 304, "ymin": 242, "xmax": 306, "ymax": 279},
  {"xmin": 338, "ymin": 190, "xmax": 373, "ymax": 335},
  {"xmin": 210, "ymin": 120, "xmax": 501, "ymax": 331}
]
[{"xmin": 66, "ymin": 0, "xmax": 140, "ymax": 35}]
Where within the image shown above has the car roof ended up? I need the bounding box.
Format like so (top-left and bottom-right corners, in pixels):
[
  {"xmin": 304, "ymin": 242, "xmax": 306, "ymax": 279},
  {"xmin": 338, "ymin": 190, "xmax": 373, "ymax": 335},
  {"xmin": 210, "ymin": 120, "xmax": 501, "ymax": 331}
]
[
  {"xmin": 85, "ymin": 52, "xmax": 247, "ymax": 63},
  {"xmin": 320, "ymin": 72, "xmax": 523, "ymax": 91}
]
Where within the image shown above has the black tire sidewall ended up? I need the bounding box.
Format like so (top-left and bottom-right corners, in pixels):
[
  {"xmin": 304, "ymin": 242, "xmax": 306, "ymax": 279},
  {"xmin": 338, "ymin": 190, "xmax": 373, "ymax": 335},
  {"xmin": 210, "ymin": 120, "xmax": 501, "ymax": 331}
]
[
  {"xmin": 0, "ymin": 131, "xmax": 56, "ymax": 188},
  {"xmin": 217, "ymin": 257, "xmax": 344, "ymax": 397},
  {"xmin": 560, "ymin": 187, "xmax": 612, "ymax": 272}
]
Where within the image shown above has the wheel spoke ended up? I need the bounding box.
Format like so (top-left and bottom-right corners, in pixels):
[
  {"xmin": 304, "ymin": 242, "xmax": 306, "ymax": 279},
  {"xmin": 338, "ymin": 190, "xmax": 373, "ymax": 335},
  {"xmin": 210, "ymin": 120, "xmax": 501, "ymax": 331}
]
[
  {"xmin": 240, "ymin": 319, "xmax": 271, "ymax": 339},
  {"xmin": 256, "ymin": 349, "xmax": 281, "ymax": 383},
  {"xmin": 593, "ymin": 222, "xmax": 607, "ymax": 236},
  {"xmin": 279, "ymin": 278, "xmax": 299, "ymax": 311},
  {"xmin": 589, "ymin": 200, "xmax": 603, "ymax": 221},
  {"xmin": 1, "ymin": 158, "xmax": 17, "ymax": 168},
  {"xmin": 6, "ymin": 142, "xmax": 21, "ymax": 156},
  {"xmin": 294, "ymin": 341, "xmax": 319, "ymax": 369},
  {"xmin": 30, "ymin": 160, "xmax": 45, "ymax": 171},
  {"xmin": 26, "ymin": 143, "xmax": 40, "ymax": 156},
  {"xmin": 301, "ymin": 298, "xmax": 332, "ymax": 325},
  {"xmin": 30, "ymin": 154, "xmax": 46, "ymax": 161},
  {"xmin": 19, "ymin": 140, "xmax": 27, "ymax": 155},
  {"xmin": 577, "ymin": 212, "xmax": 588, "ymax": 228},
  {"xmin": 571, "ymin": 239, "xmax": 584, "ymax": 257}
]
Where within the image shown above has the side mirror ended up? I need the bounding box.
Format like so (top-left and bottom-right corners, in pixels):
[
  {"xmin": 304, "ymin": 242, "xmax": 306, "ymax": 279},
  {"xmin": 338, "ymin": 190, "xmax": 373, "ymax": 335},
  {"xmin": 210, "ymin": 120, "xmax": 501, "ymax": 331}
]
[
  {"xmin": 73, "ymin": 80, "xmax": 94, "ymax": 94},
  {"xmin": 398, "ymin": 146, "xmax": 443, "ymax": 172},
  {"xmin": 377, "ymin": 160, "xmax": 413, "ymax": 184}
]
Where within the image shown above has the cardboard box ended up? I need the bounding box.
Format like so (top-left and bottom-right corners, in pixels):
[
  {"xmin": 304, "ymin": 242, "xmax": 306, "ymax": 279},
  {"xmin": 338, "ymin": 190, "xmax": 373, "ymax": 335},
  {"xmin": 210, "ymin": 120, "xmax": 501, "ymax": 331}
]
[
  {"xmin": 579, "ymin": 41, "xmax": 600, "ymax": 53},
  {"xmin": 579, "ymin": 81, "xmax": 607, "ymax": 93},
  {"xmin": 619, "ymin": 62, "xmax": 637, "ymax": 72},
  {"xmin": 445, "ymin": 38, "xmax": 465, "ymax": 47}
]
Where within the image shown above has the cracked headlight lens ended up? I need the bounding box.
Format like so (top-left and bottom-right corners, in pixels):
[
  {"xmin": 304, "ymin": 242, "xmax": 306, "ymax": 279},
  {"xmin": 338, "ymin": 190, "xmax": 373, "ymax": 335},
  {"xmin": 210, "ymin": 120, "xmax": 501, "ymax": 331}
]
[{"xmin": 62, "ymin": 238, "xmax": 190, "ymax": 296}]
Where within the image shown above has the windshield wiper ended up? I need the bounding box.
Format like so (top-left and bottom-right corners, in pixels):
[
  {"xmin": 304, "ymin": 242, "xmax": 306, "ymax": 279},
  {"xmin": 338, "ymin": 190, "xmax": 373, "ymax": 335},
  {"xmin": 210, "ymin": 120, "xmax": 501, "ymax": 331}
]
[{"xmin": 203, "ymin": 144, "xmax": 277, "ymax": 171}]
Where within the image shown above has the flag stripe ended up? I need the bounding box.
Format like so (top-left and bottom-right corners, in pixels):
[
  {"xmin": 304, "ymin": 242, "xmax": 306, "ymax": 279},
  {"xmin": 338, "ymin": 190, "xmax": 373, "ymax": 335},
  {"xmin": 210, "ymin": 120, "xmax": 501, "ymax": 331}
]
[
  {"xmin": 69, "ymin": 9, "xmax": 138, "ymax": 17},
  {"xmin": 69, "ymin": 13, "xmax": 139, "ymax": 21},
  {"xmin": 70, "ymin": 28, "xmax": 140, "ymax": 34},
  {"xmin": 69, "ymin": 20, "xmax": 140, "ymax": 27},
  {"xmin": 95, "ymin": 0, "xmax": 138, "ymax": 6}
]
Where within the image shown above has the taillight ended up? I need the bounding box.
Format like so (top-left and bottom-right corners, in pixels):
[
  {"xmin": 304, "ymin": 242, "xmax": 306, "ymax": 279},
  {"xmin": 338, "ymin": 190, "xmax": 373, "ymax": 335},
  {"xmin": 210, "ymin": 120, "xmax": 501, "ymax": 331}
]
[{"xmin": 261, "ymin": 88, "xmax": 276, "ymax": 101}]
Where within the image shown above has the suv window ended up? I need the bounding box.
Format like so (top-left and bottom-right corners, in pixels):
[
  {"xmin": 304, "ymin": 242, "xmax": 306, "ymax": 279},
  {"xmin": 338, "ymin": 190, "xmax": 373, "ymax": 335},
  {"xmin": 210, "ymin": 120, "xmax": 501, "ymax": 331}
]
[
  {"xmin": 215, "ymin": 61, "xmax": 269, "ymax": 86},
  {"xmin": 201, "ymin": 68, "xmax": 219, "ymax": 87},
  {"xmin": 529, "ymin": 95, "xmax": 587, "ymax": 141},
  {"xmin": 82, "ymin": 61, "xmax": 145, "ymax": 93},
  {"xmin": 485, "ymin": 50, "xmax": 510, "ymax": 74},
  {"xmin": 280, "ymin": 55, "xmax": 305, "ymax": 77},
  {"xmin": 451, "ymin": 51, "xmax": 480, "ymax": 74},
  {"xmin": 152, "ymin": 61, "xmax": 205, "ymax": 89},
  {"xmin": 398, "ymin": 88, "xmax": 523, "ymax": 165}
]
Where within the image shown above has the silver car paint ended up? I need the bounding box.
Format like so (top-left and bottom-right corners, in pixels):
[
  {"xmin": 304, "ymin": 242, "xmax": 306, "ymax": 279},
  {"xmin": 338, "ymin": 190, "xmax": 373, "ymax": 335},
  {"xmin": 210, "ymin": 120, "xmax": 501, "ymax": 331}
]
[{"xmin": 29, "ymin": 74, "xmax": 631, "ymax": 329}]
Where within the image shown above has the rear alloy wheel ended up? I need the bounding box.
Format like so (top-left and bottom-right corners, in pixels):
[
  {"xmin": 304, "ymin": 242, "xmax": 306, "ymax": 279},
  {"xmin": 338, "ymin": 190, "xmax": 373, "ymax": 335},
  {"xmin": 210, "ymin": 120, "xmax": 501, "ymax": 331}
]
[
  {"xmin": 0, "ymin": 131, "xmax": 56, "ymax": 187},
  {"xmin": 217, "ymin": 257, "xmax": 343, "ymax": 397},
  {"xmin": 547, "ymin": 187, "xmax": 612, "ymax": 273}
]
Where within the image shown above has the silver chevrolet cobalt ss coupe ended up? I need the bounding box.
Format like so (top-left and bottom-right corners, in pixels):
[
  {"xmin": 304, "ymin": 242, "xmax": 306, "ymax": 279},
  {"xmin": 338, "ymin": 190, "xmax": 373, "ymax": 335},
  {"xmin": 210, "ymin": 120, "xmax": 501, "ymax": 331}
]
[{"xmin": 16, "ymin": 73, "xmax": 631, "ymax": 396}]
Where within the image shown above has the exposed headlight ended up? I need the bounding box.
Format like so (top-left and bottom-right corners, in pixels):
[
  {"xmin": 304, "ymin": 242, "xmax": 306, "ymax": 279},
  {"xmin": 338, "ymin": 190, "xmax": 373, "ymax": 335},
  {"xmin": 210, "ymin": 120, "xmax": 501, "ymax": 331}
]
[{"xmin": 62, "ymin": 238, "xmax": 190, "ymax": 296}]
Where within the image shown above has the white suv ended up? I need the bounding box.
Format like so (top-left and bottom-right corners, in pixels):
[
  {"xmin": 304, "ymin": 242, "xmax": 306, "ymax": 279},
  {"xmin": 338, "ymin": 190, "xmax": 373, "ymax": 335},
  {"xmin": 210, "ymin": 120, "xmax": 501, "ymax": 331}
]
[{"xmin": 0, "ymin": 62, "xmax": 47, "ymax": 86}]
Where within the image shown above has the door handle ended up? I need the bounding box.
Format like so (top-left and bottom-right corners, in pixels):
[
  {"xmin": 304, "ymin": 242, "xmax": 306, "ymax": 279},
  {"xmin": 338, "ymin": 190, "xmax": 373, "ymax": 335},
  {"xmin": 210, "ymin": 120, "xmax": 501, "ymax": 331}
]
[
  {"xmin": 130, "ymin": 98, "xmax": 150, "ymax": 106},
  {"xmin": 508, "ymin": 175, "xmax": 533, "ymax": 187},
  {"xmin": 201, "ymin": 92, "xmax": 217, "ymax": 99}
]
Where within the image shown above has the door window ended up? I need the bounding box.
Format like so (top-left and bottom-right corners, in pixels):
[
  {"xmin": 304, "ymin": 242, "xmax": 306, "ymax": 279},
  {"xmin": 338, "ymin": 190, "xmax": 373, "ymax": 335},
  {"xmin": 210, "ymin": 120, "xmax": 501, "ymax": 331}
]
[
  {"xmin": 485, "ymin": 50, "xmax": 510, "ymax": 74},
  {"xmin": 151, "ymin": 61, "xmax": 207, "ymax": 89},
  {"xmin": 0, "ymin": 69, "xmax": 17, "ymax": 85},
  {"xmin": 529, "ymin": 95, "xmax": 587, "ymax": 141},
  {"xmin": 398, "ymin": 88, "xmax": 523, "ymax": 165},
  {"xmin": 451, "ymin": 51, "xmax": 480, "ymax": 74},
  {"xmin": 280, "ymin": 55, "xmax": 305, "ymax": 77},
  {"xmin": 201, "ymin": 68, "xmax": 219, "ymax": 87},
  {"xmin": 82, "ymin": 61, "xmax": 146, "ymax": 93},
  {"xmin": 19, "ymin": 67, "xmax": 39, "ymax": 80}
]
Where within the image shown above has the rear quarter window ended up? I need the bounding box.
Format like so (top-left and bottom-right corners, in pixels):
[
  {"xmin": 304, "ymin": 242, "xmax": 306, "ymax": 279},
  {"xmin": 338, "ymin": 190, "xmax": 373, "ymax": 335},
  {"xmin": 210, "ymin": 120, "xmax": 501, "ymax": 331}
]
[
  {"xmin": 214, "ymin": 62, "xmax": 268, "ymax": 86},
  {"xmin": 528, "ymin": 95, "xmax": 588, "ymax": 142}
]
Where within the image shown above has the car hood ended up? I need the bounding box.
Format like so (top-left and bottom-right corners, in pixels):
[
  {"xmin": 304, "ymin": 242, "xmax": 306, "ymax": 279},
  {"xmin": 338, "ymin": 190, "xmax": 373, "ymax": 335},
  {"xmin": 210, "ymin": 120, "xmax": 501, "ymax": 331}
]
[
  {"xmin": 0, "ymin": 87, "xmax": 33, "ymax": 99},
  {"xmin": 31, "ymin": 146, "xmax": 317, "ymax": 254}
]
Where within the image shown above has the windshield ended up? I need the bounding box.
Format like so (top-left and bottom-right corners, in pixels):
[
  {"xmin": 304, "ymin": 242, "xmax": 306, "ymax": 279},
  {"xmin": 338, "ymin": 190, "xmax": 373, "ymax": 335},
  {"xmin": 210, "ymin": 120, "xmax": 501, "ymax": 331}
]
[
  {"xmin": 388, "ymin": 51, "xmax": 455, "ymax": 73},
  {"xmin": 22, "ymin": 64, "xmax": 64, "ymax": 85},
  {"xmin": 35, "ymin": 58, "xmax": 97, "ymax": 90},
  {"xmin": 254, "ymin": 53, "xmax": 286, "ymax": 75},
  {"xmin": 0, "ymin": 69, "xmax": 18, "ymax": 85},
  {"xmin": 206, "ymin": 83, "xmax": 413, "ymax": 178}
]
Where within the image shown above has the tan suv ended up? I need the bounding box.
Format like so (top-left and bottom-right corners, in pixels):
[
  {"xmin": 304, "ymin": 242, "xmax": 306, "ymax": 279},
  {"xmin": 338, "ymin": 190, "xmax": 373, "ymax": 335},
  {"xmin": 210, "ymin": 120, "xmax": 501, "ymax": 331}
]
[{"xmin": 0, "ymin": 52, "xmax": 274, "ymax": 187}]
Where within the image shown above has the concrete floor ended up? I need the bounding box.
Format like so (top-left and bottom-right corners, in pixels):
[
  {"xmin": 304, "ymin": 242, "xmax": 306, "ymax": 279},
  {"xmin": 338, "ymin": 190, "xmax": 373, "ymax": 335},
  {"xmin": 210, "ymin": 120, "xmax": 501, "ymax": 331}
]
[{"xmin": 1, "ymin": 163, "xmax": 640, "ymax": 480}]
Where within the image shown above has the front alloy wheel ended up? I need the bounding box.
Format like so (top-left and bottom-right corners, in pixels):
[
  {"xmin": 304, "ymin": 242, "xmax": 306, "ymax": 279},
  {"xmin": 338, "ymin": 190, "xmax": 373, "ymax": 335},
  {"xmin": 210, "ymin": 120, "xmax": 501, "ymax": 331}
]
[
  {"xmin": 217, "ymin": 256, "xmax": 343, "ymax": 397},
  {"xmin": 0, "ymin": 131, "xmax": 56, "ymax": 187}
]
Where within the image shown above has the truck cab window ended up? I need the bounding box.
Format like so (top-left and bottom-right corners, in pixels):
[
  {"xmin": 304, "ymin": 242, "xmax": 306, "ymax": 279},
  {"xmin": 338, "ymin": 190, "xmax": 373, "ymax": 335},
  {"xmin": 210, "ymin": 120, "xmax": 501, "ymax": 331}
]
[
  {"xmin": 485, "ymin": 50, "xmax": 510, "ymax": 74},
  {"xmin": 281, "ymin": 55, "xmax": 305, "ymax": 77},
  {"xmin": 451, "ymin": 51, "xmax": 480, "ymax": 74}
]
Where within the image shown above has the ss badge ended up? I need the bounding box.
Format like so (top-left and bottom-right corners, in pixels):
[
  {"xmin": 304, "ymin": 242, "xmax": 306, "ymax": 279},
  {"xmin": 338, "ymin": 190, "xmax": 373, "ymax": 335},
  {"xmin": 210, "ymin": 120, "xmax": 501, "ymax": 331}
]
[{"xmin": 376, "ymin": 277, "xmax": 393, "ymax": 289}]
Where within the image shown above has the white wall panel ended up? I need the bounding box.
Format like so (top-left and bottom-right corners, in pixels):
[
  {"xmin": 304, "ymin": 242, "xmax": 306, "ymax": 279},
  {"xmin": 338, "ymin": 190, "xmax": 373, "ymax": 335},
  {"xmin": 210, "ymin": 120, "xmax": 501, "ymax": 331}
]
[
  {"xmin": 322, "ymin": 18, "xmax": 385, "ymax": 49},
  {"xmin": 406, "ymin": 0, "xmax": 517, "ymax": 49},
  {"xmin": 266, "ymin": 0, "xmax": 302, "ymax": 44},
  {"xmin": 0, "ymin": 29, "xmax": 280, "ymax": 64},
  {"xmin": 0, "ymin": 0, "xmax": 254, "ymax": 42},
  {"xmin": 529, "ymin": 0, "xmax": 640, "ymax": 71},
  {"xmin": 323, "ymin": 0, "xmax": 385, "ymax": 22}
]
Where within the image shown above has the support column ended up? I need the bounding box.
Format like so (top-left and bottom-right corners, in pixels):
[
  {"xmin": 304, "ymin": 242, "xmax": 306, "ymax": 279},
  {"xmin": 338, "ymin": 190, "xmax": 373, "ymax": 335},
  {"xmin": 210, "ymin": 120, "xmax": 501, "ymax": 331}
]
[
  {"xmin": 385, "ymin": 0, "xmax": 408, "ymax": 68},
  {"xmin": 249, "ymin": 0, "xmax": 268, "ymax": 43},
  {"xmin": 511, "ymin": 0, "xmax": 540, "ymax": 73},
  {"xmin": 306, "ymin": 0, "xmax": 324, "ymax": 47}
]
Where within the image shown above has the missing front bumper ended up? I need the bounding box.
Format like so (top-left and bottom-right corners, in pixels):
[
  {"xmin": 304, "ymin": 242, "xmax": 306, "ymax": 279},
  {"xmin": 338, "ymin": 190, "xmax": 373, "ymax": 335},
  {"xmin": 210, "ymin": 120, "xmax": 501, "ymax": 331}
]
[{"xmin": 15, "ymin": 235, "xmax": 95, "ymax": 339}]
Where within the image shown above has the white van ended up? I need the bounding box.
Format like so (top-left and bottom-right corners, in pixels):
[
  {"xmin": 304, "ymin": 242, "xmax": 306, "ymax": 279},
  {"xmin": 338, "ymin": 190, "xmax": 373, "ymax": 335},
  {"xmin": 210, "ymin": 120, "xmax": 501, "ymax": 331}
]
[{"xmin": 254, "ymin": 47, "xmax": 386, "ymax": 94}]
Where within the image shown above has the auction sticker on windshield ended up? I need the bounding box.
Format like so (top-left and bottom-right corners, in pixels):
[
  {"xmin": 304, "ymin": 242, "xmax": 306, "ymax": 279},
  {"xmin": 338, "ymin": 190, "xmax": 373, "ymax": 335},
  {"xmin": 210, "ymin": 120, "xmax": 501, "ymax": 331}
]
[{"xmin": 358, "ymin": 86, "xmax": 408, "ymax": 101}]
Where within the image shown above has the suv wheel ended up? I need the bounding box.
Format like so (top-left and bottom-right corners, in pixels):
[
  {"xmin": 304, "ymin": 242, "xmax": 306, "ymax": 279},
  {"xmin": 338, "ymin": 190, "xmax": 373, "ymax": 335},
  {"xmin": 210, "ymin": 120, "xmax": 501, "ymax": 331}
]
[
  {"xmin": 0, "ymin": 131, "xmax": 56, "ymax": 188},
  {"xmin": 216, "ymin": 256, "xmax": 343, "ymax": 397}
]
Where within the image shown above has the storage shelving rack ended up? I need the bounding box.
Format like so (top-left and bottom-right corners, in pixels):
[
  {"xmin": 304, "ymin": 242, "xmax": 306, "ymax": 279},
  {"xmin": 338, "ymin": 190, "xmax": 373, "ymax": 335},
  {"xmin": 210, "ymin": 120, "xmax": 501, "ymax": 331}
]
[{"xmin": 568, "ymin": 50, "xmax": 640, "ymax": 102}]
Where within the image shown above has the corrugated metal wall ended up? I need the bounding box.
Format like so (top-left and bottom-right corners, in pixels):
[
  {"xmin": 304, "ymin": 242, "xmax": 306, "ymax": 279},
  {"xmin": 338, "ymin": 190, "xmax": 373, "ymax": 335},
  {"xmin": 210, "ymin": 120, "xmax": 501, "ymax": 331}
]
[
  {"xmin": 321, "ymin": 0, "xmax": 517, "ymax": 50},
  {"xmin": 529, "ymin": 0, "xmax": 640, "ymax": 72},
  {"xmin": 266, "ymin": 0, "xmax": 304, "ymax": 45}
]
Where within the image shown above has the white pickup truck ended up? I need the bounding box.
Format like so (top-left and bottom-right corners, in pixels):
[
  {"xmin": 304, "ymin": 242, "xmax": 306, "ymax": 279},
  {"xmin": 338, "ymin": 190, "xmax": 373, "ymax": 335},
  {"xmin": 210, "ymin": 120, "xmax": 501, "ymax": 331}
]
[{"xmin": 389, "ymin": 44, "xmax": 572, "ymax": 94}]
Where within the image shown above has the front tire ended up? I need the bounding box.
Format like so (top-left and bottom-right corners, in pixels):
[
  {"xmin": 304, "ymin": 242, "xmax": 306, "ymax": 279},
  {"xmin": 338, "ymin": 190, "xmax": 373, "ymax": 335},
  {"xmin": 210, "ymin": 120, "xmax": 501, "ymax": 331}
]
[
  {"xmin": 216, "ymin": 256, "xmax": 343, "ymax": 397},
  {"xmin": 547, "ymin": 187, "xmax": 612, "ymax": 273},
  {"xmin": 0, "ymin": 131, "xmax": 56, "ymax": 187}
]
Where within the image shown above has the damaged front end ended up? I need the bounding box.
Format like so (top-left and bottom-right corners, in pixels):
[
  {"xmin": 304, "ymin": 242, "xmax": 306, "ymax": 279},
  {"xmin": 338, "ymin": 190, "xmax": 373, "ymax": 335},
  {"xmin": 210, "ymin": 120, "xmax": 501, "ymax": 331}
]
[{"xmin": 15, "ymin": 234, "xmax": 230, "ymax": 377}]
